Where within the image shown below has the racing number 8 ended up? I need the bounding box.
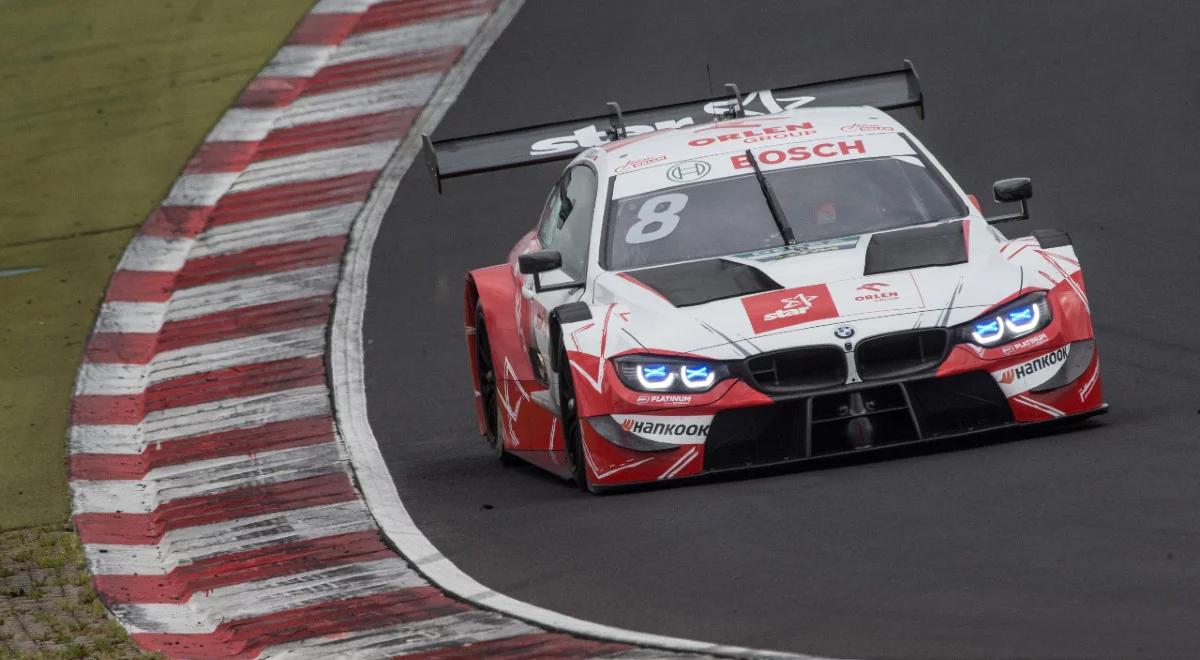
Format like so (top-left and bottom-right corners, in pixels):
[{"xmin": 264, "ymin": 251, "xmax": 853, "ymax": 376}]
[{"xmin": 625, "ymin": 193, "xmax": 688, "ymax": 244}]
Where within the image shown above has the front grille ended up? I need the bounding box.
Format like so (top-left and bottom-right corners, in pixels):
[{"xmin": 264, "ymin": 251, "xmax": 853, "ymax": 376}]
[
  {"xmin": 854, "ymin": 329, "xmax": 949, "ymax": 380},
  {"xmin": 745, "ymin": 346, "xmax": 846, "ymax": 393},
  {"xmin": 702, "ymin": 371, "xmax": 1011, "ymax": 472},
  {"xmin": 906, "ymin": 371, "xmax": 1013, "ymax": 437}
]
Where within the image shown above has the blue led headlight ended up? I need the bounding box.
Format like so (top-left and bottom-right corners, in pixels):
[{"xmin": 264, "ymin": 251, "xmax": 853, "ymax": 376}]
[
  {"xmin": 958, "ymin": 292, "xmax": 1052, "ymax": 347},
  {"xmin": 615, "ymin": 355, "xmax": 731, "ymax": 393},
  {"xmin": 635, "ymin": 363, "xmax": 675, "ymax": 390}
]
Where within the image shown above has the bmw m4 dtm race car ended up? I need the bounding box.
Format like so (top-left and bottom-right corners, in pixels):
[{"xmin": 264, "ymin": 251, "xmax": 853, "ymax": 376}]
[{"xmin": 422, "ymin": 62, "xmax": 1107, "ymax": 492}]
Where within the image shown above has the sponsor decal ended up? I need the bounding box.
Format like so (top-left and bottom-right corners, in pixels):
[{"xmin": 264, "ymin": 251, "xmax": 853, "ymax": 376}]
[
  {"xmin": 840, "ymin": 122, "xmax": 896, "ymax": 133},
  {"xmin": 611, "ymin": 413, "xmax": 714, "ymax": 444},
  {"xmin": 666, "ymin": 160, "xmax": 711, "ymax": 182},
  {"xmin": 993, "ymin": 345, "xmax": 1070, "ymax": 395},
  {"xmin": 1001, "ymin": 332, "xmax": 1049, "ymax": 356},
  {"xmin": 528, "ymin": 90, "xmax": 818, "ymax": 156},
  {"xmin": 741, "ymin": 284, "xmax": 839, "ymax": 334},
  {"xmin": 620, "ymin": 419, "xmax": 711, "ymax": 436},
  {"xmin": 635, "ymin": 394, "xmax": 694, "ymax": 406},
  {"xmin": 730, "ymin": 140, "xmax": 866, "ymax": 169},
  {"xmin": 687, "ymin": 122, "xmax": 815, "ymax": 147},
  {"xmin": 854, "ymin": 281, "xmax": 900, "ymax": 302},
  {"xmin": 613, "ymin": 155, "xmax": 667, "ymax": 173}
]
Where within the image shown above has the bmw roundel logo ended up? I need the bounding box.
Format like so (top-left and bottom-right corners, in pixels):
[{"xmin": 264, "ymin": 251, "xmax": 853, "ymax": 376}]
[{"xmin": 834, "ymin": 326, "xmax": 855, "ymax": 339}]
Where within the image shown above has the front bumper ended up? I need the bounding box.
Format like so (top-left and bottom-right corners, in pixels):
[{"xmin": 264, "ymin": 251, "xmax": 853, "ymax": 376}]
[{"xmin": 579, "ymin": 340, "xmax": 1106, "ymax": 489}]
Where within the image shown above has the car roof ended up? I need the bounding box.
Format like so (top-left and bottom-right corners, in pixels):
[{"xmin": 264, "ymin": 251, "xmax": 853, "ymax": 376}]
[{"xmin": 596, "ymin": 106, "xmax": 906, "ymax": 174}]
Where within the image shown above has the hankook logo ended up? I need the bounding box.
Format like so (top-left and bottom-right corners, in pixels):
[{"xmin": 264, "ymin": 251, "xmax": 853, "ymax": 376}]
[
  {"xmin": 620, "ymin": 419, "xmax": 710, "ymax": 436},
  {"xmin": 667, "ymin": 160, "xmax": 711, "ymax": 182}
]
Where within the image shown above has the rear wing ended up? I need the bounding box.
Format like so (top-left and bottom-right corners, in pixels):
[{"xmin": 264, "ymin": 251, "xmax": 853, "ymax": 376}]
[{"xmin": 422, "ymin": 60, "xmax": 923, "ymax": 191}]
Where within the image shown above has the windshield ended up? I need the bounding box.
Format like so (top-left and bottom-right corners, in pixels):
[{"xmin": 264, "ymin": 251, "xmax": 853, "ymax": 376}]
[{"xmin": 606, "ymin": 154, "xmax": 966, "ymax": 271}]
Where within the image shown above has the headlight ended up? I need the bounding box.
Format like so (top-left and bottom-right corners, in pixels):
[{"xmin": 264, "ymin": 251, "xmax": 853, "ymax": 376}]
[
  {"xmin": 613, "ymin": 355, "xmax": 731, "ymax": 393},
  {"xmin": 956, "ymin": 292, "xmax": 1052, "ymax": 347}
]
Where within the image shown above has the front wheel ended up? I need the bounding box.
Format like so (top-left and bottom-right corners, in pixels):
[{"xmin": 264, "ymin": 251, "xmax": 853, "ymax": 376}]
[
  {"xmin": 475, "ymin": 301, "xmax": 517, "ymax": 466},
  {"xmin": 557, "ymin": 341, "xmax": 591, "ymax": 491}
]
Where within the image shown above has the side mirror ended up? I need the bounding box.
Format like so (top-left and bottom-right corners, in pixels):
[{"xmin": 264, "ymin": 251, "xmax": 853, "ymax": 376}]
[
  {"xmin": 518, "ymin": 250, "xmax": 584, "ymax": 294},
  {"xmin": 518, "ymin": 250, "xmax": 562, "ymax": 275},
  {"xmin": 986, "ymin": 177, "xmax": 1032, "ymax": 225}
]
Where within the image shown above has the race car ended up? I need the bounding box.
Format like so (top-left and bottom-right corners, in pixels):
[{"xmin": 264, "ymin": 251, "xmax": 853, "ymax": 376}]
[{"xmin": 423, "ymin": 62, "xmax": 1106, "ymax": 492}]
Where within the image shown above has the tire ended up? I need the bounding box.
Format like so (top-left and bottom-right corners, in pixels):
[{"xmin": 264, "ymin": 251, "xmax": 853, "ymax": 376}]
[
  {"xmin": 475, "ymin": 302, "xmax": 517, "ymax": 466},
  {"xmin": 557, "ymin": 339, "xmax": 591, "ymax": 491}
]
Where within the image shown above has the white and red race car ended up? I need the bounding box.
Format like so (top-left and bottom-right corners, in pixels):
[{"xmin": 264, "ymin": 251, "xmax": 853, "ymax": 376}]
[{"xmin": 424, "ymin": 63, "xmax": 1106, "ymax": 492}]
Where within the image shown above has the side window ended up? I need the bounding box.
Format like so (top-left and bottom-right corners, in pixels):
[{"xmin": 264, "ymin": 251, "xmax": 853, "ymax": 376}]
[
  {"xmin": 536, "ymin": 183, "xmax": 563, "ymax": 247},
  {"xmin": 539, "ymin": 165, "xmax": 597, "ymax": 280}
]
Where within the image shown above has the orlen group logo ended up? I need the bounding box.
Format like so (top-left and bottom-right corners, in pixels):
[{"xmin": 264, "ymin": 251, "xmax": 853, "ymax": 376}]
[
  {"xmin": 741, "ymin": 284, "xmax": 839, "ymax": 334},
  {"xmin": 687, "ymin": 122, "xmax": 815, "ymax": 147},
  {"xmin": 855, "ymin": 282, "xmax": 899, "ymax": 302}
]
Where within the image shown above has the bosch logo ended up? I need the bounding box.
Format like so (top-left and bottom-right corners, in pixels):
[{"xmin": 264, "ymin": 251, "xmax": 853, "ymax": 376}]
[
  {"xmin": 667, "ymin": 160, "xmax": 711, "ymax": 182},
  {"xmin": 834, "ymin": 326, "xmax": 855, "ymax": 339}
]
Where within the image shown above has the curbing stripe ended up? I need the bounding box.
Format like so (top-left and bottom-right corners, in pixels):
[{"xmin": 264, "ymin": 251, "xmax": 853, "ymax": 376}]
[
  {"xmin": 70, "ymin": 415, "xmax": 335, "ymax": 480},
  {"xmin": 84, "ymin": 500, "xmax": 373, "ymax": 575},
  {"xmin": 95, "ymin": 530, "xmax": 393, "ymax": 604},
  {"xmin": 67, "ymin": 0, "xmax": 818, "ymax": 657}
]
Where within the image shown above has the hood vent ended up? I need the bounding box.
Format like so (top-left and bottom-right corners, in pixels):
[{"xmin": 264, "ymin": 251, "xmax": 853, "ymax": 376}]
[
  {"xmin": 623, "ymin": 259, "xmax": 781, "ymax": 307},
  {"xmin": 863, "ymin": 220, "xmax": 968, "ymax": 275}
]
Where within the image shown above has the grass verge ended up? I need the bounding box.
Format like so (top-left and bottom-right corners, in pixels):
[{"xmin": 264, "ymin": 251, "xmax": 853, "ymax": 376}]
[
  {"xmin": 0, "ymin": 0, "xmax": 317, "ymax": 655},
  {"xmin": 0, "ymin": 526, "xmax": 161, "ymax": 659}
]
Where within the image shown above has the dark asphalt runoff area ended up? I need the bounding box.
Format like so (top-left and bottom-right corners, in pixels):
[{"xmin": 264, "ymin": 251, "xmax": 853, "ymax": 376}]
[{"xmin": 362, "ymin": 2, "xmax": 1200, "ymax": 658}]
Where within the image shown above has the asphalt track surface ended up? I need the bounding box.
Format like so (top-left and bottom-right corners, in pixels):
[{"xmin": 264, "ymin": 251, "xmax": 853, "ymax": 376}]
[{"xmin": 363, "ymin": 3, "xmax": 1200, "ymax": 658}]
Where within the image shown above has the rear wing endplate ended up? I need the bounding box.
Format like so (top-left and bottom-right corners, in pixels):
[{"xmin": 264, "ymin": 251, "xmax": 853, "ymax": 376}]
[{"xmin": 422, "ymin": 60, "xmax": 923, "ymax": 190}]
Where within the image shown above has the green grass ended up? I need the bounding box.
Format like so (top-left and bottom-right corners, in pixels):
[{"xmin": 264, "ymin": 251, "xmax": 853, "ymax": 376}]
[
  {"xmin": 0, "ymin": 526, "xmax": 165, "ymax": 658},
  {"xmin": 0, "ymin": 1, "xmax": 318, "ymax": 654},
  {"xmin": 0, "ymin": 0, "xmax": 317, "ymax": 532}
]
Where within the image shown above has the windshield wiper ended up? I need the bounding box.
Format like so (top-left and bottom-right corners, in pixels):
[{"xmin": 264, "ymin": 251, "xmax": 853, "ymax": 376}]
[{"xmin": 745, "ymin": 148, "xmax": 796, "ymax": 245}]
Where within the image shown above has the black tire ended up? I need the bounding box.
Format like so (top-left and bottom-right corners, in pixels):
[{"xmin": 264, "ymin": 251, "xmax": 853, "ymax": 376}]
[
  {"xmin": 557, "ymin": 340, "xmax": 591, "ymax": 491},
  {"xmin": 474, "ymin": 301, "xmax": 518, "ymax": 466}
]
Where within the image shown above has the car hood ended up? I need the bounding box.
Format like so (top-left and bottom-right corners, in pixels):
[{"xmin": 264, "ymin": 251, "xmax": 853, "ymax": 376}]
[{"xmin": 591, "ymin": 217, "xmax": 1026, "ymax": 358}]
